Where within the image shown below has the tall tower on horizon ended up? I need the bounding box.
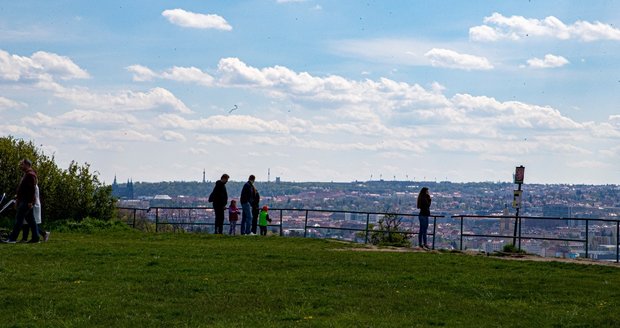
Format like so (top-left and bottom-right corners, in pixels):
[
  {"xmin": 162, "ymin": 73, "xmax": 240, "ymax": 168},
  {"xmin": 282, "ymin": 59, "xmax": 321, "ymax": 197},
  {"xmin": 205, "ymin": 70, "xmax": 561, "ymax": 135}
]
[
  {"xmin": 202, "ymin": 169, "xmax": 206, "ymax": 183},
  {"xmin": 268, "ymin": 168, "xmax": 270, "ymax": 183}
]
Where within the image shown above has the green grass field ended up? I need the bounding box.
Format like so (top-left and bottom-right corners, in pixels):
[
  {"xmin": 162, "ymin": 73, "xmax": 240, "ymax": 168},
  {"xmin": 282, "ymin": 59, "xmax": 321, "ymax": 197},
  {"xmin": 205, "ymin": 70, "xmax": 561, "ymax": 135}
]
[{"xmin": 1, "ymin": 231, "xmax": 619, "ymax": 327}]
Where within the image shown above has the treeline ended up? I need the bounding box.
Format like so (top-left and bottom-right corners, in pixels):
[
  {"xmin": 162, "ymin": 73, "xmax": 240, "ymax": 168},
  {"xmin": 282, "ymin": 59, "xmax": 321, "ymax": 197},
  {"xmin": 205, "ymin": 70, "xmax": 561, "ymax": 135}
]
[{"xmin": 0, "ymin": 136, "xmax": 115, "ymax": 224}]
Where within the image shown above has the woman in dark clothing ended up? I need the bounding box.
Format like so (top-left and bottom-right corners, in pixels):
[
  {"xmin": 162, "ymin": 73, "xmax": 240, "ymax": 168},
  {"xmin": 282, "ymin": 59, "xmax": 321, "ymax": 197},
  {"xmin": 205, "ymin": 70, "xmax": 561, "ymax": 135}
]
[{"xmin": 416, "ymin": 187, "xmax": 432, "ymax": 249}]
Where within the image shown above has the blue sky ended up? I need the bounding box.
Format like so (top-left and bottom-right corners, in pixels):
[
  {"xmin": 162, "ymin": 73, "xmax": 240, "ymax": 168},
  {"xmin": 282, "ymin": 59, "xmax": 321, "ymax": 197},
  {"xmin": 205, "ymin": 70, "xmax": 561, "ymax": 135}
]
[{"xmin": 1, "ymin": 1, "xmax": 619, "ymax": 184}]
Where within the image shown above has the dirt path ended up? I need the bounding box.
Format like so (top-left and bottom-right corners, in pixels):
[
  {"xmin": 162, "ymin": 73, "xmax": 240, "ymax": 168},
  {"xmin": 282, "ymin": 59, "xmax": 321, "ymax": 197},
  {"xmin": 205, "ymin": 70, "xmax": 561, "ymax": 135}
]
[{"xmin": 335, "ymin": 244, "xmax": 620, "ymax": 268}]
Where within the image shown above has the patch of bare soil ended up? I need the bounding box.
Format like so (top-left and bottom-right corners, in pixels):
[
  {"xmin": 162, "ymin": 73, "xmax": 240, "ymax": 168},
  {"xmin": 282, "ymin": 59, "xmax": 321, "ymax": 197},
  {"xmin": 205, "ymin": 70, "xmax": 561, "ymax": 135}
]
[{"xmin": 335, "ymin": 245, "xmax": 620, "ymax": 267}]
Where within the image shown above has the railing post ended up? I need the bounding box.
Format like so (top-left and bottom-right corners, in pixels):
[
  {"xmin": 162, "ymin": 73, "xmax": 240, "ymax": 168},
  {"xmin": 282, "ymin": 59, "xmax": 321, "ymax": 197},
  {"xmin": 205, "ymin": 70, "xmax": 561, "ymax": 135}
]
[
  {"xmin": 585, "ymin": 219, "xmax": 589, "ymax": 259},
  {"xmin": 279, "ymin": 209, "xmax": 283, "ymax": 237},
  {"xmin": 518, "ymin": 217, "xmax": 522, "ymax": 251},
  {"xmin": 303, "ymin": 210, "xmax": 309, "ymax": 238},
  {"xmin": 364, "ymin": 213, "xmax": 370, "ymax": 244},
  {"xmin": 132, "ymin": 208, "xmax": 136, "ymax": 228},
  {"xmin": 616, "ymin": 221, "xmax": 620, "ymax": 263},
  {"xmin": 155, "ymin": 208, "xmax": 159, "ymax": 233},
  {"xmin": 432, "ymin": 216, "xmax": 437, "ymax": 250},
  {"xmin": 459, "ymin": 216, "xmax": 464, "ymax": 251}
]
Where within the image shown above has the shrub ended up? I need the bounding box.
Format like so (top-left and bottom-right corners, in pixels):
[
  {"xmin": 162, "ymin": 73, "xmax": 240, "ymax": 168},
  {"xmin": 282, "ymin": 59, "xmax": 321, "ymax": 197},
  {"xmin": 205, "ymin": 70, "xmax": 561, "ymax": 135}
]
[
  {"xmin": 502, "ymin": 244, "xmax": 526, "ymax": 254},
  {"xmin": 369, "ymin": 214, "xmax": 411, "ymax": 247},
  {"xmin": 0, "ymin": 136, "xmax": 116, "ymax": 224}
]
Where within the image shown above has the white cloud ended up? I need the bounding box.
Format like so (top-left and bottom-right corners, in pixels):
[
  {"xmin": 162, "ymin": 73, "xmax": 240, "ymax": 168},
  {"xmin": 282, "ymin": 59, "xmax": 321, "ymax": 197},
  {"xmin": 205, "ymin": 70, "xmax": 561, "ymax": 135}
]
[
  {"xmin": 158, "ymin": 114, "xmax": 290, "ymax": 134},
  {"xmin": 188, "ymin": 147, "xmax": 210, "ymax": 155},
  {"xmin": 132, "ymin": 58, "xmax": 450, "ymax": 111},
  {"xmin": 126, "ymin": 65, "xmax": 214, "ymax": 86},
  {"xmin": 588, "ymin": 121, "xmax": 620, "ymax": 138},
  {"xmin": 424, "ymin": 48, "xmax": 493, "ymax": 70},
  {"xmin": 162, "ymin": 9, "xmax": 232, "ymax": 31},
  {"xmin": 214, "ymin": 57, "xmax": 450, "ymax": 109},
  {"xmin": 450, "ymin": 94, "xmax": 582, "ymax": 129},
  {"xmin": 30, "ymin": 51, "xmax": 90, "ymax": 80},
  {"xmin": 470, "ymin": 13, "xmax": 620, "ymax": 42},
  {"xmin": 162, "ymin": 130, "xmax": 186, "ymax": 142},
  {"xmin": 525, "ymin": 54, "xmax": 569, "ymax": 68},
  {"xmin": 126, "ymin": 65, "xmax": 157, "ymax": 81},
  {"xmin": 55, "ymin": 87, "xmax": 192, "ymax": 114},
  {"xmin": 106, "ymin": 129, "xmax": 157, "ymax": 142},
  {"xmin": 162, "ymin": 66, "xmax": 214, "ymax": 86},
  {"xmin": 23, "ymin": 110, "xmax": 141, "ymax": 128},
  {"xmin": 0, "ymin": 49, "xmax": 89, "ymax": 82},
  {"xmin": 195, "ymin": 135, "xmax": 233, "ymax": 145},
  {"xmin": 0, "ymin": 125, "xmax": 38, "ymax": 138},
  {"xmin": 0, "ymin": 96, "xmax": 27, "ymax": 110}
]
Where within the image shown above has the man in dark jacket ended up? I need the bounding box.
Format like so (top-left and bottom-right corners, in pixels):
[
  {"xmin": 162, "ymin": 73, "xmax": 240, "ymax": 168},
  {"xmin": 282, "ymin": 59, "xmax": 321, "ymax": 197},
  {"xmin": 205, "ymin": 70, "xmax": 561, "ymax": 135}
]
[
  {"xmin": 239, "ymin": 175, "xmax": 256, "ymax": 235},
  {"xmin": 6, "ymin": 159, "xmax": 40, "ymax": 243},
  {"xmin": 210, "ymin": 174, "xmax": 229, "ymax": 234}
]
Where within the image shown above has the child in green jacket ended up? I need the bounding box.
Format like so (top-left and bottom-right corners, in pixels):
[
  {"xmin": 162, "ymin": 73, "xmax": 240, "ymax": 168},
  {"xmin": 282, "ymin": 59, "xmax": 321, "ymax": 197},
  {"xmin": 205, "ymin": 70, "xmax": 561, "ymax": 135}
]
[{"xmin": 258, "ymin": 205, "xmax": 272, "ymax": 236}]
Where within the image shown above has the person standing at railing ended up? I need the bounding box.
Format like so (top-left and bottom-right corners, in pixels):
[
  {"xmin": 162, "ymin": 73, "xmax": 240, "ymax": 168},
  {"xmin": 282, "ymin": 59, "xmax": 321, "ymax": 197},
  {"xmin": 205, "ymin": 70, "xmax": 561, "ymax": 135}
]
[
  {"xmin": 208, "ymin": 174, "xmax": 229, "ymax": 234},
  {"xmin": 240, "ymin": 175, "xmax": 257, "ymax": 235},
  {"xmin": 258, "ymin": 205, "xmax": 272, "ymax": 236},
  {"xmin": 228, "ymin": 199, "xmax": 240, "ymax": 235},
  {"xmin": 416, "ymin": 187, "xmax": 432, "ymax": 250}
]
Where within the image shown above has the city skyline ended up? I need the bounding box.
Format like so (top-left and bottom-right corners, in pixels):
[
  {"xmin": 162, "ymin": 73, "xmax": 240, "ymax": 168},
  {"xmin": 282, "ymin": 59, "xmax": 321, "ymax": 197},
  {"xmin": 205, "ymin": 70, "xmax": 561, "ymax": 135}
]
[{"xmin": 1, "ymin": 1, "xmax": 619, "ymax": 184}]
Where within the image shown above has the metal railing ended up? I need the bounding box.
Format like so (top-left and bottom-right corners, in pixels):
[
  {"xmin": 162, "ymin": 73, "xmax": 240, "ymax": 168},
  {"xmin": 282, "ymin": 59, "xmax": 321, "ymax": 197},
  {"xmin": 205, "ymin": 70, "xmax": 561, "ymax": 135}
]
[
  {"xmin": 116, "ymin": 206, "xmax": 620, "ymax": 263},
  {"xmin": 116, "ymin": 206, "xmax": 443, "ymax": 247},
  {"xmin": 453, "ymin": 214, "xmax": 620, "ymax": 263}
]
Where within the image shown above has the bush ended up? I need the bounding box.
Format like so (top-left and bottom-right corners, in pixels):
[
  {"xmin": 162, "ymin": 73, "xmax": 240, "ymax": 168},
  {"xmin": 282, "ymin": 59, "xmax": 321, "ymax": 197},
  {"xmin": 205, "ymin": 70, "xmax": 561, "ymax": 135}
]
[
  {"xmin": 502, "ymin": 244, "xmax": 526, "ymax": 254},
  {"xmin": 369, "ymin": 214, "xmax": 411, "ymax": 247},
  {"xmin": 0, "ymin": 136, "xmax": 116, "ymax": 224}
]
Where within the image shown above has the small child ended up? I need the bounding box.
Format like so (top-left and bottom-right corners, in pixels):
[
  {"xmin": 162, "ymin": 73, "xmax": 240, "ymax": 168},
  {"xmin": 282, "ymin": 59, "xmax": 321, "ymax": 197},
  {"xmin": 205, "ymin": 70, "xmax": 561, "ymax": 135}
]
[
  {"xmin": 258, "ymin": 205, "xmax": 272, "ymax": 236},
  {"xmin": 228, "ymin": 199, "xmax": 240, "ymax": 235}
]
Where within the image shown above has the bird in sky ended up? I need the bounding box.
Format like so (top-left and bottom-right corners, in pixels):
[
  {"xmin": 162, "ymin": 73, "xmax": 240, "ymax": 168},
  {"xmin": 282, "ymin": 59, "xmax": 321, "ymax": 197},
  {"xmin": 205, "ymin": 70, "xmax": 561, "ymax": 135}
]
[{"xmin": 229, "ymin": 105, "xmax": 238, "ymax": 113}]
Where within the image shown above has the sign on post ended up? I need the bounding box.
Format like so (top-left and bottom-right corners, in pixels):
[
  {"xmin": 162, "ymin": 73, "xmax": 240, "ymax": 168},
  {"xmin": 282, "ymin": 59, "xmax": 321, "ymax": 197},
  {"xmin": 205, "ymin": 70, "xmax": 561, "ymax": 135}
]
[
  {"xmin": 514, "ymin": 166, "xmax": 525, "ymax": 184},
  {"xmin": 512, "ymin": 190, "xmax": 522, "ymax": 209}
]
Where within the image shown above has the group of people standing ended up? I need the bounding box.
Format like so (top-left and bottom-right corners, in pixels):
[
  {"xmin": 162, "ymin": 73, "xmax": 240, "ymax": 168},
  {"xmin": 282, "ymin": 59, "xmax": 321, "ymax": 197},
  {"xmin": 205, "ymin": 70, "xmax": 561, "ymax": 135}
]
[
  {"xmin": 3, "ymin": 159, "xmax": 49, "ymax": 244},
  {"xmin": 209, "ymin": 174, "xmax": 271, "ymax": 236},
  {"xmin": 210, "ymin": 173, "xmax": 432, "ymax": 246}
]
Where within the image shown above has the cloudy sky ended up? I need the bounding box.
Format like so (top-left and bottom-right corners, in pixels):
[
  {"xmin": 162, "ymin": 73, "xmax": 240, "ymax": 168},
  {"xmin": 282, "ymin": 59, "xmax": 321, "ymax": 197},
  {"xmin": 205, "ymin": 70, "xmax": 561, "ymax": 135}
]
[{"xmin": 1, "ymin": 1, "xmax": 619, "ymax": 184}]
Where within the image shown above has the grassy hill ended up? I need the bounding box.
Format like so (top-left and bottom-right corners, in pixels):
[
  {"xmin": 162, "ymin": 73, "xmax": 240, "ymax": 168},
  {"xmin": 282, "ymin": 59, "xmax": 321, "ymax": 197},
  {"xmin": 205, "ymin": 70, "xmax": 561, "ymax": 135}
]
[{"xmin": 1, "ymin": 231, "xmax": 619, "ymax": 327}]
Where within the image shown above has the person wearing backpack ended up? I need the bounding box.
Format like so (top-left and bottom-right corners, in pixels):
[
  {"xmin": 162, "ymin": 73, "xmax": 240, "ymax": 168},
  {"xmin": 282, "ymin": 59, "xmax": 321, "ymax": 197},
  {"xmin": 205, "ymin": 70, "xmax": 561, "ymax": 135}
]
[{"xmin": 208, "ymin": 174, "xmax": 229, "ymax": 234}]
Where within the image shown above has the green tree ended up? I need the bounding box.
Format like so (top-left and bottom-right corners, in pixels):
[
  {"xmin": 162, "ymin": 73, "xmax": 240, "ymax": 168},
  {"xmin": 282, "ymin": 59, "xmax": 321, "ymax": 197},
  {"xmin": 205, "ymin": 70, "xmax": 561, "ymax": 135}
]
[
  {"xmin": 0, "ymin": 136, "xmax": 116, "ymax": 224},
  {"xmin": 369, "ymin": 214, "xmax": 412, "ymax": 247}
]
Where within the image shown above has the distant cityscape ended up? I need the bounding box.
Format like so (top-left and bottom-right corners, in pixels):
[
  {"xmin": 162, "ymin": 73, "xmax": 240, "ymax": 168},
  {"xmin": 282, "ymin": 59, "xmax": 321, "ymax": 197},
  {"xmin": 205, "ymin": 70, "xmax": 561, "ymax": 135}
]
[{"xmin": 114, "ymin": 177, "xmax": 620, "ymax": 262}]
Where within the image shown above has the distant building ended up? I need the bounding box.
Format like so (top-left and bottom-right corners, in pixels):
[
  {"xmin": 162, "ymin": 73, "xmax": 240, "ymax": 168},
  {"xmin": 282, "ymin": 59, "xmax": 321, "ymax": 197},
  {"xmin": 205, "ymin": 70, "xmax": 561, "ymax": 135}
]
[
  {"xmin": 499, "ymin": 204, "xmax": 512, "ymax": 235},
  {"xmin": 542, "ymin": 204, "xmax": 576, "ymax": 227},
  {"xmin": 275, "ymin": 177, "xmax": 281, "ymax": 184},
  {"xmin": 112, "ymin": 176, "xmax": 134, "ymax": 199},
  {"xmin": 151, "ymin": 194, "xmax": 173, "ymax": 207}
]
